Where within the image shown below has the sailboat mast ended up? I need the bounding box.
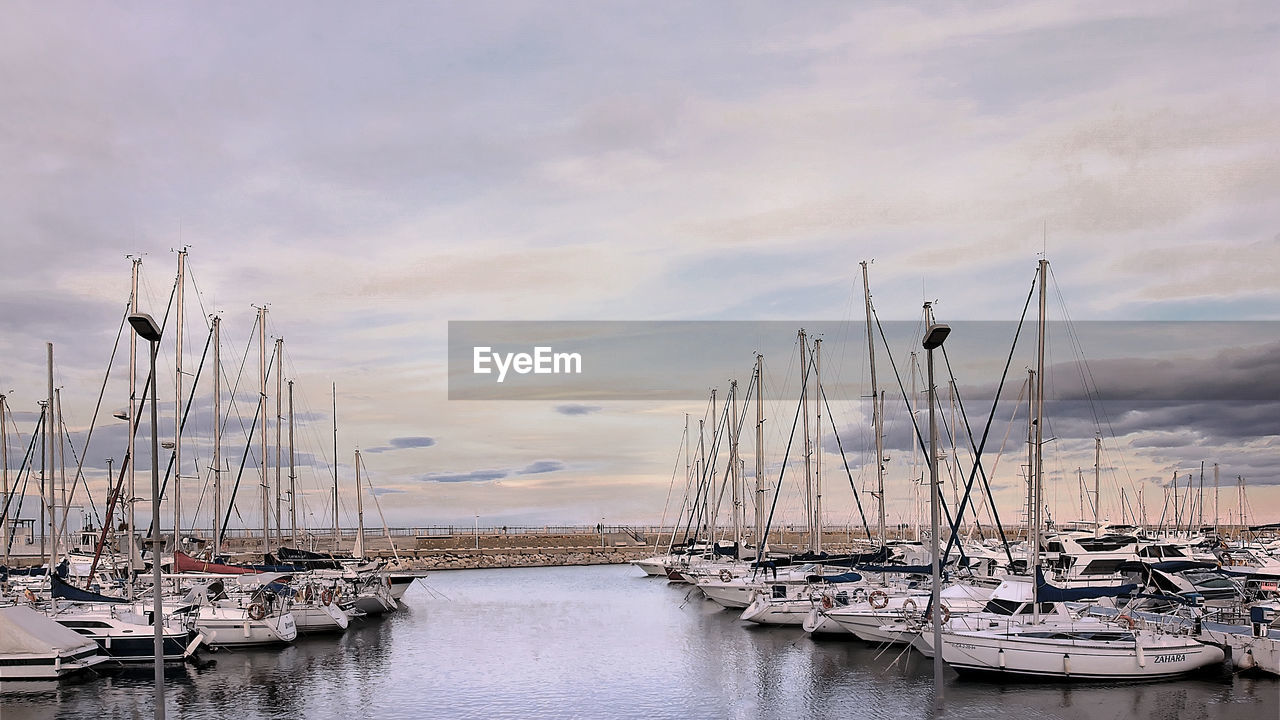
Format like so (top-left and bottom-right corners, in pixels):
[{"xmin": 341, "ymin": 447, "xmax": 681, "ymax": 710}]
[
  {"xmin": 211, "ymin": 315, "xmax": 221, "ymax": 557},
  {"xmin": 1032, "ymin": 258, "xmax": 1048, "ymax": 619},
  {"xmin": 1, "ymin": 393, "xmax": 8, "ymax": 566},
  {"xmin": 127, "ymin": 256, "xmax": 140, "ymax": 580},
  {"xmin": 332, "ymin": 383, "xmax": 339, "ymax": 552},
  {"xmin": 730, "ymin": 380, "xmax": 741, "ymax": 557},
  {"xmin": 707, "ymin": 390, "xmax": 716, "ymax": 544},
  {"xmin": 1213, "ymin": 463, "xmax": 1220, "ymax": 537},
  {"xmin": 47, "ymin": 343, "xmax": 56, "ymax": 570},
  {"xmin": 1026, "ymin": 368, "xmax": 1034, "ymax": 556},
  {"xmin": 174, "ymin": 248, "xmax": 185, "ymax": 554},
  {"xmin": 1094, "ymin": 435, "xmax": 1101, "ymax": 534},
  {"xmin": 754, "ymin": 354, "xmax": 765, "ymax": 555},
  {"xmin": 288, "ymin": 379, "xmax": 297, "ymax": 543},
  {"xmin": 861, "ymin": 261, "xmax": 886, "ymax": 547},
  {"xmin": 274, "ymin": 337, "xmax": 283, "ymax": 543},
  {"xmin": 799, "ymin": 329, "xmax": 813, "ymax": 553},
  {"xmin": 258, "ymin": 306, "xmax": 270, "ymax": 555},
  {"xmin": 813, "ymin": 337, "xmax": 823, "ymax": 555},
  {"xmin": 697, "ymin": 416, "xmax": 706, "ymax": 542},
  {"xmin": 354, "ymin": 449, "xmax": 365, "ymax": 559}
]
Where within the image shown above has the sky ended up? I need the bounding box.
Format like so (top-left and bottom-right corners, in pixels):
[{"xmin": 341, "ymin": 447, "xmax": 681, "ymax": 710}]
[{"xmin": 1, "ymin": 1, "xmax": 1277, "ymax": 535}]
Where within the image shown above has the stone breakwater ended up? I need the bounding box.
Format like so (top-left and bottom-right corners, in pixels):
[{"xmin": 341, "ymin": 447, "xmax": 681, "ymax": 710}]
[{"xmin": 407, "ymin": 546, "xmax": 652, "ymax": 571}]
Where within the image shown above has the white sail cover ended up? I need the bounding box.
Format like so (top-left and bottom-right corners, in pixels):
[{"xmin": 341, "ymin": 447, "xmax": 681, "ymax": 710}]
[{"xmin": 0, "ymin": 605, "xmax": 99, "ymax": 656}]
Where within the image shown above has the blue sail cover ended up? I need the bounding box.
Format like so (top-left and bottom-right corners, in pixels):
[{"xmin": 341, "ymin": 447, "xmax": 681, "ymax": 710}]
[
  {"xmin": 51, "ymin": 574, "xmax": 128, "ymax": 603},
  {"xmin": 855, "ymin": 563, "xmax": 935, "ymax": 575},
  {"xmin": 1035, "ymin": 566, "xmax": 1137, "ymax": 602}
]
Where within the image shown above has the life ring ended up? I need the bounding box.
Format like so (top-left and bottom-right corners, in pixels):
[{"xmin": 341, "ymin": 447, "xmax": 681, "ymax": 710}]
[
  {"xmin": 869, "ymin": 590, "xmax": 889, "ymax": 609},
  {"xmin": 1116, "ymin": 614, "xmax": 1136, "ymax": 630},
  {"xmin": 23, "ymin": 588, "xmax": 37, "ymax": 603},
  {"xmin": 929, "ymin": 603, "xmax": 951, "ymax": 624},
  {"xmin": 719, "ymin": 569, "xmax": 733, "ymax": 583},
  {"xmin": 821, "ymin": 594, "xmax": 834, "ymax": 610},
  {"xmin": 321, "ymin": 589, "xmax": 334, "ymax": 606},
  {"xmin": 248, "ymin": 602, "xmax": 267, "ymax": 621},
  {"xmin": 902, "ymin": 598, "xmax": 918, "ymax": 615},
  {"xmin": 852, "ymin": 588, "xmax": 868, "ymax": 604}
]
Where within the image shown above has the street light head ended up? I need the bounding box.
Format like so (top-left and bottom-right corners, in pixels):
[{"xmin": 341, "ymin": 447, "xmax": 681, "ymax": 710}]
[
  {"xmin": 127, "ymin": 313, "xmax": 162, "ymax": 342},
  {"xmin": 922, "ymin": 323, "xmax": 951, "ymax": 350}
]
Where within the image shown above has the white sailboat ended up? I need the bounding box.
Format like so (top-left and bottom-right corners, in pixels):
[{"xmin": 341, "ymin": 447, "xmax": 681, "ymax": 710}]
[{"xmin": 938, "ymin": 259, "xmax": 1224, "ymax": 680}]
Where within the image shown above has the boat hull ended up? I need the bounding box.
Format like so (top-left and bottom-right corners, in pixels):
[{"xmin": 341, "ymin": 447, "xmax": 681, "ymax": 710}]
[{"xmin": 941, "ymin": 632, "xmax": 1224, "ymax": 680}]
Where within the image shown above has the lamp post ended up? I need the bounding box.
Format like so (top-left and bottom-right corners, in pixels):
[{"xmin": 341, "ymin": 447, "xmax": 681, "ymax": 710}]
[
  {"xmin": 922, "ymin": 306, "xmax": 950, "ymax": 707},
  {"xmin": 128, "ymin": 312, "xmax": 165, "ymax": 720}
]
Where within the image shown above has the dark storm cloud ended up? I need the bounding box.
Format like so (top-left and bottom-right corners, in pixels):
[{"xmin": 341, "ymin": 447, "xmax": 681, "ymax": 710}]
[
  {"xmin": 555, "ymin": 404, "xmax": 602, "ymax": 416},
  {"xmin": 391, "ymin": 436, "xmax": 435, "ymax": 449},
  {"xmin": 415, "ymin": 469, "xmax": 508, "ymax": 484},
  {"xmin": 365, "ymin": 436, "xmax": 435, "ymax": 454},
  {"xmin": 518, "ymin": 460, "xmax": 564, "ymax": 475}
]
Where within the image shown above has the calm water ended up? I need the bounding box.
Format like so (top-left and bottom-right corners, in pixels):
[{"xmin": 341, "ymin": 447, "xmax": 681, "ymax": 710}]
[{"xmin": 3, "ymin": 564, "xmax": 1277, "ymax": 719}]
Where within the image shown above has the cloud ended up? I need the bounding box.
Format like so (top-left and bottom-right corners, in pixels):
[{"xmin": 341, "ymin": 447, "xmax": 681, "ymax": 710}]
[
  {"xmin": 518, "ymin": 460, "xmax": 565, "ymax": 475},
  {"xmin": 555, "ymin": 404, "xmax": 602, "ymax": 416},
  {"xmin": 416, "ymin": 469, "xmax": 508, "ymax": 484},
  {"xmin": 365, "ymin": 436, "xmax": 436, "ymax": 453},
  {"xmin": 370, "ymin": 487, "xmax": 405, "ymax": 496}
]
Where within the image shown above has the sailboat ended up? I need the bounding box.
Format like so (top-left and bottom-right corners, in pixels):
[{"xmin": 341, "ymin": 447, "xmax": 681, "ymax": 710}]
[{"xmin": 938, "ymin": 259, "xmax": 1224, "ymax": 680}]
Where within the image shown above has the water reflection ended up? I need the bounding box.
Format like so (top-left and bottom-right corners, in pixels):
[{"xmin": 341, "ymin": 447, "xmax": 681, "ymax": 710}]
[{"xmin": 3, "ymin": 566, "xmax": 1276, "ymax": 719}]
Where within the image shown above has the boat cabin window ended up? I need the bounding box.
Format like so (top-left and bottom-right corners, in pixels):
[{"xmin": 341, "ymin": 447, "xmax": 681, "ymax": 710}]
[
  {"xmin": 1080, "ymin": 559, "xmax": 1126, "ymax": 575},
  {"xmin": 771, "ymin": 585, "xmax": 787, "ymax": 599},
  {"xmin": 983, "ymin": 598, "xmax": 1021, "ymax": 616},
  {"xmin": 58, "ymin": 620, "xmax": 113, "ymax": 628}
]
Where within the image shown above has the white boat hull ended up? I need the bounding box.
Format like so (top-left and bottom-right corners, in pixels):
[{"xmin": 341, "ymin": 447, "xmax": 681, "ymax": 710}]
[
  {"xmin": 941, "ymin": 631, "xmax": 1224, "ymax": 680},
  {"xmin": 195, "ymin": 607, "xmax": 297, "ymax": 647}
]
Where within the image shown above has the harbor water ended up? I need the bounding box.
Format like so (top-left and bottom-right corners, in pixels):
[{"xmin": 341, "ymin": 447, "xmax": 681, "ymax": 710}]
[{"xmin": 3, "ymin": 564, "xmax": 1276, "ymax": 719}]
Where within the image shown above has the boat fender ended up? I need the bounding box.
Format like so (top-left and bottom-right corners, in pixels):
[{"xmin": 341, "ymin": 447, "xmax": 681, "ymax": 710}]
[
  {"xmin": 1238, "ymin": 649, "xmax": 1255, "ymax": 671},
  {"xmin": 719, "ymin": 569, "xmax": 733, "ymax": 583},
  {"xmin": 1136, "ymin": 640, "xmax": 1146, "ymax": 667},
  {"xmin": 902, "ymin": 598, "xmax": 918, "ymax": 615},
  {"xmin": 248, "ymin": 602, "xmax": 267, "ymax": 621},
  {"xmin": 1063, "ymin": 653, "xmax": 1071, "ymax": 675},
  {"xmin": 321, "ymin": 589, "xmax": 334, "ymax": 606},
  {"xmin": 998, "ymin": 648, "xmax": 1006, "ymax": 669},
  {"xmin": 869, "ymin": 590, "xmax": 889, "ymax": 609}
]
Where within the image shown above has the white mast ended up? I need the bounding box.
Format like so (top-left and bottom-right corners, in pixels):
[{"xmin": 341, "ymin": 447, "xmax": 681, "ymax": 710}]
[
  {"xmin": 1032, "ymin": 258, "xmax": 1048, "ymax": 622},
  {"xmin": 910, "ymin": 352, "xmax": 920, "ymax": 540},
  {"xmin": 288, "ymin": 379, "xmax": 297, "ymax": 543},
  {"xmin": 274, "ymin": 337, "xmax": 283, "ymax": 543},
  {"xmin": 211, "ymin": 315, "xmax": 221, "ymax": 557},
  {"xmin": 127, "ymin": 256, "xmax": 140, "ymax": 582},
  {"xmin": 1094, "ymin": 435, "xmax": 1101, "ymax": 535},
  {"xmin": 332, "ymin": 383, "xmax": 339, "ymax": 552},
  {"xmin": 813, "ymin": 337, "xmax": 823, "ymax": 555},
  {"xmin": 707, "ymin": 389, "xmax": 716, "ymax": 543},
  {"xmin": 258, "ymin": 305, "xmax": 269, "ymax": 555},
  {"xmin": 730, "ymin": 379, "xmax": 742, "ymax": 557},
  {"xmin": 1213, "ymin": 462, "xmax": 1220, "ymax": 537},
  {"xmin": 1, "ymin": 393, "xmax": 8, "ymax": 566},
  {"xmin": 47, "ymin": 343, "xmax": 56, "ymax": 570},
  {"xmin": 799, "ymin": 329, "xmax": 813, "ymax": 553},
  {"xmin": 174, "ymin": 248, "xmax": 185, "ymax": 554},
  {"xmin": 861, "ymin": 261, "xmax": 886, "ymax": 547},
  {"xmin": 354, "ymin": 449, "xmax": 365, "ymax": 559},
  {"xmin": 754, "ymin": 354, "xmax": 765, "ymax": 555}
]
